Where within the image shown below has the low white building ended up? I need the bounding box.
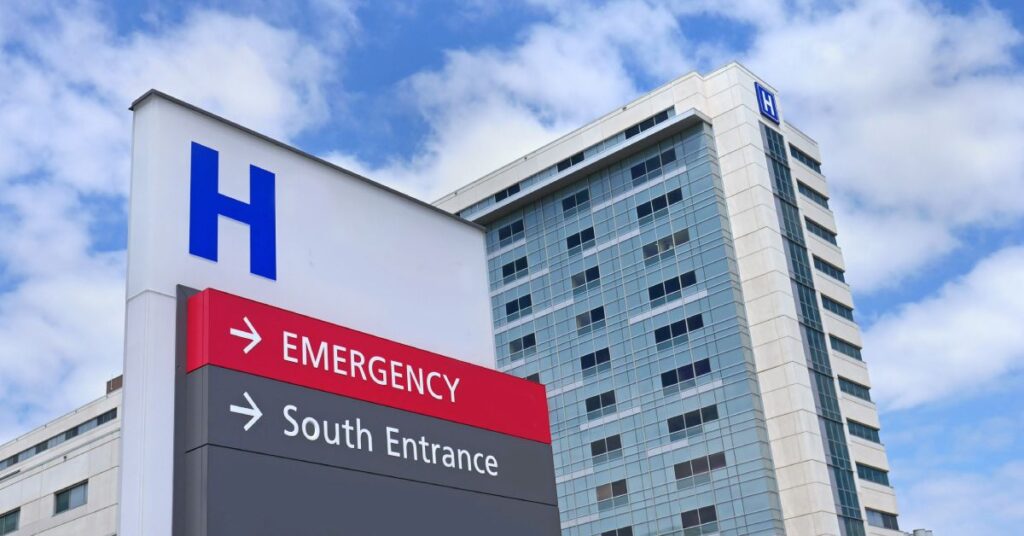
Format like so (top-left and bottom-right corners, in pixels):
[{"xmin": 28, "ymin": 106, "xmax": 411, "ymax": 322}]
[{"xmin": 0, "ymin": 378, "xmax": 121, "ymax": 536}]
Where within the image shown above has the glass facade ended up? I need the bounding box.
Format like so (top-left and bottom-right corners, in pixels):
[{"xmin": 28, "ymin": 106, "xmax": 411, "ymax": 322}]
[{"xmin": 480, "ymin": 123, "xmax": 786, "ymax": 535}]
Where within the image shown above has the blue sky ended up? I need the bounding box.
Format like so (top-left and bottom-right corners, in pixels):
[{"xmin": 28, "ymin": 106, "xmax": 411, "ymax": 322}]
[{"xmin": 1, "ymin": 0, "xmax": 1023, "ymax": 533}]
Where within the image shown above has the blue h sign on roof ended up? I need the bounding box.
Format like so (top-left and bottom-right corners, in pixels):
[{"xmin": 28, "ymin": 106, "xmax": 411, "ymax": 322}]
[
  {"xmin": 755, "ymin": 82, "xmax": 780, "ymax": 123},
  {"xmin": 189, "ymin": 142, "xmax": 277, "ymax": 280}
]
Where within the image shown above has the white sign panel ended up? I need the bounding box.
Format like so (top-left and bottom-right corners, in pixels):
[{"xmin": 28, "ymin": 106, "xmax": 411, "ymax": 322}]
[{"xmin": 119, "ymin": 91, "xmax": 495, "ymax": 536}]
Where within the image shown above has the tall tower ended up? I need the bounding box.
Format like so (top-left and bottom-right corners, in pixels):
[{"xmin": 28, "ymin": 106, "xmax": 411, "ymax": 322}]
[{"xmin": 435, "ymin": 63, "xmax": 900, "ymax": 536}]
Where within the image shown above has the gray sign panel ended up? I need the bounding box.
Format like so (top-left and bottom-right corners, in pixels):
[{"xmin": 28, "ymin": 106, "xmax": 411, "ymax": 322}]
[
  {"xmin": 183, "ymin": 445, "xmax": 561, "ymax": 536},
  {"xmin": 184, "ymin": 365, "xmax": 558, "ymax": 506}
]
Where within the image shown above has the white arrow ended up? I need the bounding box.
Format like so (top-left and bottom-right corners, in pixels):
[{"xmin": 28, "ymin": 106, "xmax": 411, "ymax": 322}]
[
  {"xmin": 229, "ymin": 391, "xmax": 263, "ymax": 431},
  {"xmin": 229, "ymin": 316, "xmax": 261, "ymax": 354}
]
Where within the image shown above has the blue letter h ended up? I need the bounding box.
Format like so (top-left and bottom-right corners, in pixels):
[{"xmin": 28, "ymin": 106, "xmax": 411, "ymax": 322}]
[{"xmin": 189, "ymin": 142, "xmax": 277, "ymax": 280}]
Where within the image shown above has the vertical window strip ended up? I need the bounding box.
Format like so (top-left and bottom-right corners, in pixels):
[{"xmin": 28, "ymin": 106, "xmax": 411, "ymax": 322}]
[{"xmin": 761, "ymin": 123, "xmax": 865, "ymax": 534}]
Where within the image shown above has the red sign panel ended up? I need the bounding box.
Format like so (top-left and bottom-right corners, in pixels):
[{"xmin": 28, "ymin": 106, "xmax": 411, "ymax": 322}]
[{"xmin": 187, "ymin": 288, "xmax": 551, "ymax": 444}]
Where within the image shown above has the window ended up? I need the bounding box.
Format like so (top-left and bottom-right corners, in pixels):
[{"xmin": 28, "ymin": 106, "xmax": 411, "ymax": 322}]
[
  {"xmin": 805, "ymin": 217, "xmax": 838, "ymax": 245},
  {"xmin": 566, "ymin": 227, "xmax": 596, "ymax": 251},
  {"xmin": 866, "ymin": 509, "xmax": 900, "ymax": 531},
  {"xmin": 493, "ymin": 183, "xmax": 520, "ymax": 203},
  {"xmin": 648, "ymin": 271, "xmax": 697, "ymax": 303},
  {"xmin": 585, "ymin": 390, "xmax": 616, "ymax": 418},
  {"xmin": 595, "ymin": 479, "xmax": 628, "ymax": 508},
  {"xmin": 857, "ymin": 463, "xmax": 890, "ymax": 486},
  {"xmin": 674, "ymin": 452, "xmax": 727, "ymax": 481},
  {"xmin": 508, "ymin": 333, "xmax": 536, "ymax": 359},
  {"xmin": 797, "ymin": 180, "xmax": 830, "ymax": 208},
  {"xmin": 557, "ymin": 151, "xmax": 585, "ymax": 172},
  {"xmin": 496, "ymin": 219, "xmax": 525, "ymax": 246},
  {"xmin": 624, "ymin": 108, "xmax": 671, "ymax": 139},
  {"xmin": 0, "ymin": 409, "xmax": 117, "ymax": 473},
  {"xmin": 590, "ymin": 434, "xmax": 622, "ymax": 458},
  {"xmin": 642, "ymin": 229, "xmax": 690, "ymax": 260},
  {"xmin": 830, "ymin": 335, "xmax": 863, "ymax": 360},
  {"xmin": 789, "ymin": 144, "xmax": 822, "ymax": 173},
  {"xmin": 601, "ymin": 527, "xmax": 633, "ymax": 536},
  {"xmin": 838, "ymin": 377, "xmax": 871, "ymax": 401},
  {"xmin": 848, "ymin": 420, "xmax": 881, "ymax": 443},
  {"xmin": 661, "ymin": 358, "xmax": 712, "ymax": 389},
  {"xmin": 636, "ymin": 188, "xmax": 683, "ymax": 221},
  {"xmin": 0, "ymin": 508, "xmax": 18, "ymax": 535},
  {"xmin": 561, "ymin": 188, "xmax": 590, "ymax": 213},
  {"xmin": 571, "ymin": 266, "xmax": 601, "ymax": 291},
  {"xmin": 504, "ymin": 294, "xmax": 532, "ymax": 320},
  {"xmin": 54, "ymin": 480, "xmax": 88, "ymax": 514},
  {"xmin": 525, "ymin": 373, "xmax": 541, "ymax": 384},
  {"xmin": 501, "ymin": 256, "xmax": 528, "ymax": 281},
  {"xmin": 813, "ymin": 256, "xmax": 845, "ymax": 282},
  {"xmin": 667, "ymin": 404, "xmax": 719, "ymax": 436},
  {"xmin": 654, "ymin": 314, "xmax": 704, "ymax": 345},
  {"xmin": 629, "ymin": 148, "xmax": 677, "ymax": 183},
  {"xmin": 580, "ymin": 348, "xmax": 611, "ymax": 373},
  {"xmin": 575, "ymin": 306, "xmax": 605, "ymax": 332},
  {"xmin": 821, "ymin": 295, "xmax": 854, "ymax": 321},
  {"xmin": 680, "ymin": 505, "xmax": 718, "ymax": 532}
]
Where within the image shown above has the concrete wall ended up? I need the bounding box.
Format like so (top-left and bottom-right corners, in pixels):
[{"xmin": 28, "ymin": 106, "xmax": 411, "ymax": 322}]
[{"xmin": 0, "ymin": 391, "xmax": 121, "ymax": 536}]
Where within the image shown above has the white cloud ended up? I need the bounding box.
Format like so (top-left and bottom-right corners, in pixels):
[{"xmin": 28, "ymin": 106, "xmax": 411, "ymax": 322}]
[
  {"xmin": 332, "ymin": 0, "xmax": 695, "ymax": 200},
  {"xmin": 327, "ymin": 0, "xmax": 1024, "ymax": 415},
  {"xmin": 899, "ymin": 461, "xmax": 1024, "ymax": 533},
  {"xmin": 739, "ymin": 0, "xmax": 1024, "ymax": 290},
  {"xmin": 832, "ymin": 205, "xmax": 960, "ymax": 292},
  {"xmin": 336, "ymin": 0, "xmax": 1024, "ymax": 296},
  {"xmin": 876, "ymin": 408, "xmax": 1024, "ymax": 532},
  {"xmin": 0, "ymin": 3, "xmax": 333, "ymax": 438},
  {"xmin": 863, "ymin": 245, "xmax": 1024, "ymax": 410}
]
